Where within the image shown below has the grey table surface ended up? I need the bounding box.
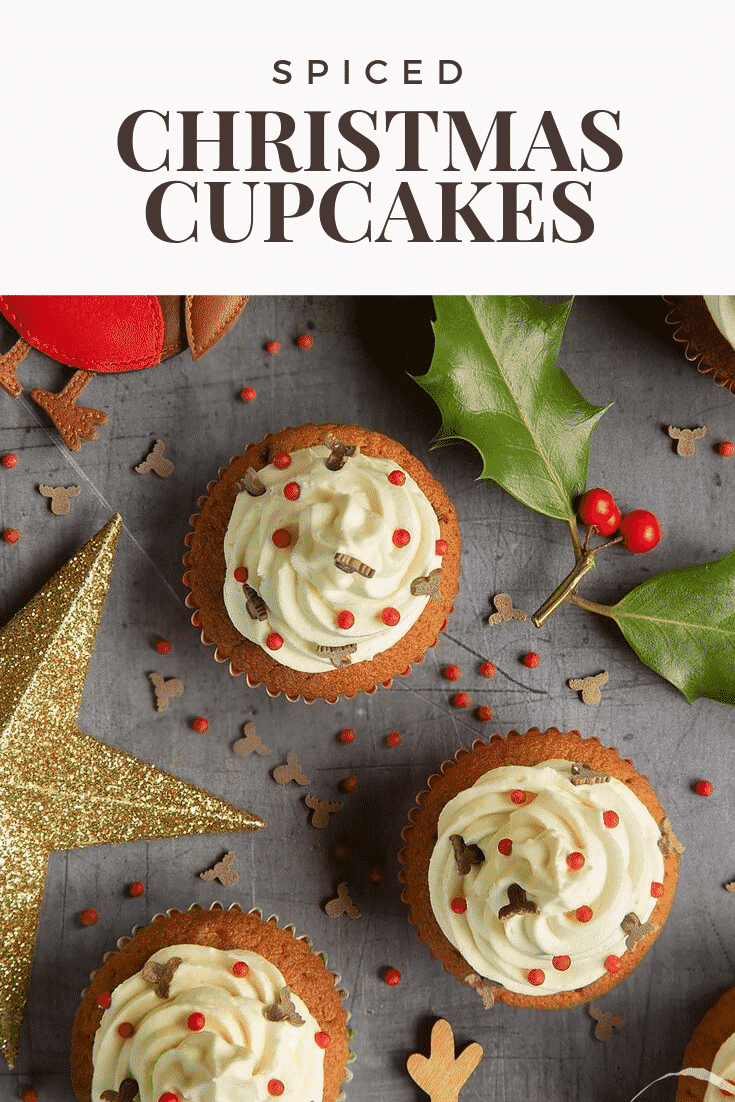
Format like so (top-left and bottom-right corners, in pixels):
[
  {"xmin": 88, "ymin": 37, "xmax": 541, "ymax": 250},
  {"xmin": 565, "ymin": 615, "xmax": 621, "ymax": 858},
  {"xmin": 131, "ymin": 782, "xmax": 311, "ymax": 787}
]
[{"xmin": 1, "ymin": 295, "xmax": 734, "ymax": 1102}]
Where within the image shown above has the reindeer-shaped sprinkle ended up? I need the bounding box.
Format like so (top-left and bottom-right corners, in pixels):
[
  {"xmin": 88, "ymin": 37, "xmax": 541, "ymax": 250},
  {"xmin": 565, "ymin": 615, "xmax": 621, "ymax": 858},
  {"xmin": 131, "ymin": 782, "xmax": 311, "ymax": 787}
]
[
  {"xmin": 658, "ymin": 815, "xmax": 686, "ymax": 856},
  {"xmin": 324, "ymin": 881, "xmax": 361, "ymax": 919},
  {"xmin": 316, "ymin": 643, "xmax": 357, "ymax": 668},
  {"xmin": 668, "ymin": 425, "xmax": 707, "ymax": 457},
  {"xmin": 487, "ymin": 594, "xmax": 527, "ymax": 626},
  {"xmin": 568, "ymin": 671, "xmax": 609, "ymax": 705},
  {"xmin": 264, "ymin": 986, "xmax": 305, "ymax": 1025},
  {"xmin": 334, "ymin": 553, "xmax": 375, "ymax": 578},
  {"xmin": 199, "ymin": 850, "xmax": 239, "ymax": 887},
  {"xmin": 324, "ymin": 432, "xmax": 357, "ymax": 470},
  {"xmin": 236, "ymin": 468, "xmax": 266, "ymax": 496},
  {"xmin": 588, "ymin": 1003, "xmax": 625, "ymax": 1042},
  {"xmin": 498, "ymin": 883, "xmax": 537, "ymax": 921},
  {"xmin": 101, "ymin": 1079, "xmax": 139, "ymax": 1102},
  {"xmin": 725, "ymin": 881, "xmax": 735, "ymax": 893},
  {"xmin": 410, "ymin": 568, "xmax": 443, "ymax": 605},
  {"xmin": 621, "ymin": 911, "xmax": 658, "ymax": 950},
  {"xmin": 273, "ymin": 752, "xmax": 311, "ymax": 786},
  {"xmin": 407, "ymin": 1018, "xmax": 483, "ymax": 1102},
  {"xmin": 243, "ymin": 585, "xmax": 268, "ymax": 621},
  {"xmin": 148, "ymin": 672, "xmax": 184, "ymax": 712},
  {"xmin": 141, "ymin": 956, "xmax": 182, "ymax": 999},
  {"xmin": 233, "ymin": 721, "xmax": 271, "ymax": 758},
  {"xmin": 305, "ymin": 795, "xmax": 344, "ymax": 829},
  {"xmin": 570, "ymin": 762, "xmax": 611, "ymax": 786},
  {"xmin": 449, "ymin": 834, "xmax": 485, "ymax": 875},
  {"xmin": 134, "ymin": 439, "xmax": 174, "ymax": 477},
  {"xmin": 38, "ymin": 484, "xmax": 81, "ymax": 515},
  {"xmin": 464, "ymin": 974, "xmax": 502, "ymax": 1010}
]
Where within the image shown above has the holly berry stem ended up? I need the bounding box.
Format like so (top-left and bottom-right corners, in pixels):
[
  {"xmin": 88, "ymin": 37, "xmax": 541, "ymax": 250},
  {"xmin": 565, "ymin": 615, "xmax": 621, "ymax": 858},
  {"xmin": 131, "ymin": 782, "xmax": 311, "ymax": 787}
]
[
  {"xmin": 531, "ymin": 550, "xmax": 597, "ymax": 627},
  {"xmin": 567, "ymin": 518, "xmax": 583, "ymax": 562},
  {"xmin": 569, "ymin": 593, "xmax": 616, "ymax": 617}
]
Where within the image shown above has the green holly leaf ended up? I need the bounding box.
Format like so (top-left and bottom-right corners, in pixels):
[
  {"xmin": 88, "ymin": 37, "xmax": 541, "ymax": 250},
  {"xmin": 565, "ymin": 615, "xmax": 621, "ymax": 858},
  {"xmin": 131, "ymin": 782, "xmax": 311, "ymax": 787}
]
[
  {"xmin": 416, "ymin": 296, "xmax": 611, "ymax": 522},
  {"xmin": 606, "ymin": 552, "xmax": 735, "ymax": 704}
]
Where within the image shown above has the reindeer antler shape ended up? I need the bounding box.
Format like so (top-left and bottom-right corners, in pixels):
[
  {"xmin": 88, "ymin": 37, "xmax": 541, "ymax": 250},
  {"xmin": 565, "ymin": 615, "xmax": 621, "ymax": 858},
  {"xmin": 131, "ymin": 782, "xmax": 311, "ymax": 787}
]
[
  {"xmin": 568, "ymin": 671, "xmax": 609, "ymax": 705},
  {"xmin": 588, "ymin": 1003, "xmax": 625, "ymax": 1041},
  {"xmin": 135, "ymin": 439, "xmax": 174, "ymax": 477},
  {"xmin": 449, "ymin": 834, "xmax": 485, "ymax": 875},
  {"xmin": 38, "ymin": 483, "xmax": 81, "ymax": 515},
  {"xmin": 264, "ymin": 986, "xmax": 305, "ymax": 1025},
  {"xmin": 324, "ymin": 432, "xmax": 357, "ymax": 470},
  {"xmin": 305, "ymin": 795, "xmax": 344, "ymax": 829},
  {"xmin": 199, "ymin": 850, "xmax": 239, "ymax": 887},
  {"xmin": 658, "ymin": 815, "xmax": 686, "ymax": 856},
  {"xmin": 410, "ymin": 568, "xmax": 443, "ymax": 605},
  {"xmin": 148, "ymin": 671, "xmax": 184, "ymax": 712},
  {"xmin": 273, "ymin": 752, "xmax": 311, "ymax": 786},
  {"xmin": 668, "ymin": 425, "xmax": 706, "ymax": 457},
  {"xmin": 487, "ymin": 593, "xmax": 527, "ymax": 625},
  {"xmin": 324, "ymin": 881, "xmax": 361, "ymax": 919},
  {"xmin": 621, "ymin": 911, "xmax": 658, "ymax": 950},
  {"xmin": 407, "ymin": 1019, "xmax": 483, "ymax": 1102},
  {"xmin": 141, "ymin": 956, "xmax": 182, "ymax": 998},
  {"xmin": 233, "ymin": 721, "xmax": 271, "ymax": 758},
  {"xmin": 101, "ymin": 1079, "xmax": 139, "ymax": 1102}
]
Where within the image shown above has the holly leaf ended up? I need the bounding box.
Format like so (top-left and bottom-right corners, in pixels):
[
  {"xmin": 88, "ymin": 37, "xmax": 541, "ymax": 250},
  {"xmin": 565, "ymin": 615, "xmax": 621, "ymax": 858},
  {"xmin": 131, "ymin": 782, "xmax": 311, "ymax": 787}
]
[
  {"xmin": 607, "ymin": 552, "xmax": 735, "ymax": 704},
  {"xmin": 415, "ymin": 296, "xmax": 611, "ymax": 522}
]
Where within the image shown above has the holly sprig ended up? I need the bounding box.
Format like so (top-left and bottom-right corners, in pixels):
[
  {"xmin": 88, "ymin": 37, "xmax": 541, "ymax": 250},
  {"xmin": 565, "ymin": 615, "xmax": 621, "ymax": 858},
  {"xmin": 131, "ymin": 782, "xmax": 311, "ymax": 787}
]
[{"xmin": 415, "ymin": 295, "xmax": 735, "ymax": 706}]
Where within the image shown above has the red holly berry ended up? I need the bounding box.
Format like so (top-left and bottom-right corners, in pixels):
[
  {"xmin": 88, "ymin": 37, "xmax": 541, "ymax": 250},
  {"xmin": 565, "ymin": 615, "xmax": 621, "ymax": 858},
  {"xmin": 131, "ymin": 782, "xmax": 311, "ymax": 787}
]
[
  {"xmin": 117, "ymin": 1022, "xmax": 135, "ymax": 1038},
  {"xmin": 480, "ymin": 661, "xmax": 497, "ymax": 679},
  {"xmin": 128, "ymin": 881, "xmax": 145, "ymax": 897},
  {"xmin": 336, "ymin": 610, "xmax": 355, "ymax": 630},
  {"xmin": 604, "ymin": 955, "xmax": 622, "ymax": 973},
  {"xmin": 383, "ymin": 967, "xmax": 402, "ymax": 986},
  {"xmin": 340, "ymin": 775, "xmax": 359, "ymax": 794},
  {"xmin": 386, "ymin": 731, "xmax": 402, "ymax": 747},
  {"xmin": 576, "ymin": 905, "xmax": 593, "ymax": 923},
  {"xmin": 450, "ymin": 896, "xmax": 467, "ymax": 914},
  {"xmin": 527, "ymin": 968, "xmax": 545, "ymax": 986},
  {"xmin": 498, "ymin": 838, "xmax": 513, "ymax": 856},
  {"xmin": 98, "ymin": 991, "xmax": 112, "ymax": 1009},
  {"xmin": 577, "ymin": 487, "xmax": 622, "ymax": 536},
  {"xmin": 232, "ymin": 961, "xmax": 250, "ymax": 977},
  {"xmin": 388, "ymin": 469, "xmax": 406, "ymax": 486},
  {"xmin": 192, "ymin": 717, "xmax": 209, "ymax": 734},
  {"xmin": 338, "ymin": 728, "xmax": 356, "ymax": 744},
  {"xmin": 510, "ymin": 789, "xmax": 527, "ymax": 805},
  {"xmin": 566, "ymin": 852, "xmax": 585, "ymax": 870},
  {"xmin": 154, "ymin": 638, "xmax": 172, "ymax": 655},
  {"xmin": 315, "ymin": 1030, "xmax": 331, "ymax": 1048},
  {"xmin": 650, "ymin": 882, "xmax": 664, "ymax": 898},
  {"xmin": 619, "ymin": 509, "xmax": 661, "ymax": 553},
  {"xmin": 718, "ymin": 441, "xmax": 735, "ymax": 457},
  {"xmin": 239, "ymin": 386, "xmax": 257, "ymax": 402},
  {"xmin": 295, "ymin": 333, "xmax": 314, "ymax": 349},
  {"xmin": 442, "ymin": 664, "xmax": 462, "ymax": 681},
  {"xmin": 272, "ymin": 528, "xmax": 292, "ymax": 548},
  {"xmin": 2, "ymin": 528, "xmax": 20, "ymax": 544},
  {"xmin": 552, "ymin": 956, "xmax": 571, "ymax": 972},
  {"xmin": 265, "ymin": 339, "xmax": 282, "ymax": 354},
  {"xmin": 603, "ymin": 810, "xmax": 619, "ymax": 828},
  {"xmin": 233, "ymin": 566, "xmax": 249, "ymax": 583},
  {"xmin": 522, "ymin": 651, "xmax": 540, "ymax": 669},
  {"xmin": 476, "ymin": 705, "xmax": 493, "ymax": 721},
  {"xmin": 80, "ymin": 907, "xmax": 99, "ymax": 926},
  {"xmin": 159, "ymin": 1093, "xmax": 178, "ymax": 1102},
  {"xmin": 435, "ymin": 539, "xmax": 448, "ymax": 555},
  {"xmin": 273, "ymin": 451, "xmax": 292, "ymax": 469},
  {"xmin": 266, "ymin": 632, "xmax": 284, "ymax": 650},
  {"xmin": 381, "ymin": 607, "xmax": 400, "ymax": 626},
  {"xmin": 695, "ymin": 779, "xmax": 714, "ymax": 797},
  {"xmin": 392, "ymin": 528, "xmax": 411, "ymax": 548},
  {"xmin": 451, "ymin": 691, "xmax": 471, "ymax": 709},
  {"xmin": 1, "ymin": 453, "xmax": 19, "ymax": 469},
  {"xmin": 187, "ymin": 1011, "xmax": 206, "ymax": 1031},
  {"xmin": 268, "ymin": 1080, "xmax": 285, "ymax": 1097},
  {"xmin": 283, "ymin": 481, "xmax": 301, "ymax": 501}
]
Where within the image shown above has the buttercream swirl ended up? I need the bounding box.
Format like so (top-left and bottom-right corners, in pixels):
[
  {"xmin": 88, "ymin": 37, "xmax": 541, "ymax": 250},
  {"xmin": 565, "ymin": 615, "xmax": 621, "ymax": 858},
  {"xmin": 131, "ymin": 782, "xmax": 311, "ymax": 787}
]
[
  {"xmin": 428, "ymin": 760, "xmax": 664, "ymax": 995},
  {"xmin": 704, "ymin": 296, "xmax": 735, "ymax": 352},
  {"xmin": 223, "ymin": 445, "xmax": 441, "ymax": 673},
  {"xmin": 91, "ymin": 945, "xmax": 325, "ymax": 1102},
  {"xmin": 704, "ymin": 1031, "xmax": 735, "ymax": 1101}
]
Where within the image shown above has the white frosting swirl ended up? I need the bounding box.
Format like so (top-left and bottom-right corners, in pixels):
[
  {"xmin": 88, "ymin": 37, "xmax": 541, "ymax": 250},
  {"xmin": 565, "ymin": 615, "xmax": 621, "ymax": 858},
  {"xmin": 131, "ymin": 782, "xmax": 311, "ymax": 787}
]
[
  {"xmin": 428, "ymin": 759, "xmax": 665, "ymax": 995},
  {"xmin": 704, "ymin": 1031, "xmax": 735, "ymax": 1101},
  {"xmin": 704, "ymin": 296, "xmax": 735, "ymax": 352},
  {"xmin": 91, "ymin": 945, "xmax": 325, "ymax": 1102},
  {"xmin": 223, "ymin": 445, "xmax": 441, "ymax": 673}
]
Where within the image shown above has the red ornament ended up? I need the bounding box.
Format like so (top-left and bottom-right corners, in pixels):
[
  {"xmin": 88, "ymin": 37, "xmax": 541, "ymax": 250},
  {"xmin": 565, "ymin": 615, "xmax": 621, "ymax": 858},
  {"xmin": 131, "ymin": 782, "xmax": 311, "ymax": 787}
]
[
  {"xmin": 650, "ymin": 882, "xmax": 664, "ymax": 898},
  {"xmin": 239, "ymin": 387, "xmax": 257, "ymax": 403},
  {"xmin": 267, "ymin": 1080, "xmax": 285, "ymax": 1097},
  {"xmin": 510, "ymin": 789, "xmax": 527, "ymax": 805},
  {"xmin": 336, "ymin": 610, "xmax": 355, "ymax": 630},
  {"xmin": 315, "ymin": 1030, "xmax": 331, "ymax": 1049},
  {"xmin": 604, "ymin": 955, "xmax": 622, "ymax": 973},
  {"xmin": 386, "ymin": 731, "xmax": 402, "ymax": 747},
  {"xmin": 265, "ymin": 340, "xmax": 282, "ymax": 354},
  {"xmin": 388, "ymin": 469, "xmax": 406, "ymax": 486},
  {"xmin": 475, "ymin": 705, "xmax": 493, "ymax": 721},
  {"xmin": 266, "ymin": 632, "xmax": 284, "ymax": 651},
  {"xmin": 392, "ymin": 528, "xmax": 411, "ymax": 548},
  {"xmin": 295, "ymin": 333, "xmax": 314, "ymax": 349},
  {"xmin": 383, "ymin": 967, "xmax": 402, "ymax": 986},
  {"xmin": 273, "ymin": 451, "xmax": 292, "ymax": 469},
  {"xmin": 566, "ymin": 852, "xmax": 585, "ymax": 870},
  {"xmin": 452, "ymin": 691, "xmax": 471, "ymax": 709},
  {"xmin": 522, "ymin": 651, "xmax": 540, "ymax": 668},
  {"xmin": 80, "ymin": 907, "xmax": 99, "ymax": 926},
  {"xmin": 154, "ymin": 638, "xmax": 172, "ymax": 655},
  {"xmin": 232, "ymin": 961, "xmax": 250, "ymax": 977},
  {"xmin": 695, "ymin": 779, "xmax": 714, "ymax": 797},
  {"xmin": 498, "ymin": 838, "xmax": 513, "ymax": 856},
  {"xmin": 1, "ymin": 453, "xmax": 18, "ymax": 469},
  {"xmin": 577, "ymin": 487, "xmax": 622, "ymax": 536},
  {"xmin": 450, "ymin": 896, "xmax": 467, "ymax": 914},
  {"xmin": 98, "ymin": 991, "xmax": 112, "ymax": 1009},
  {"xmin": 192, "ymin": 717, "xmax": 209, "ymax": 734},
  {"xmin": 381, "ymin": 607, "xmax": 400, "ymax": 626},
  {"xmin": 480, "ymin": 661, "xmax": 497, "ymax": 679},
  {"xmin": 435, "ymin": 539, "xmax": 448, "ymax": 556},
  {"xmin": 442, "ymin": 664, "xmax": 462, "ymax": 681},
  {"xmin": 187, "ymin": 1011, "xmax": 206, "ymax": 1032},
  {"xmin": 128, "ymin": 881, "xmax": 146, "ymax": 897},
  {"xmin": 576, "ymin": 905, "xmax": 593, "ymax": 923},
  {"xmin": 272, "ymin": 528, "xmax": 292, "ymax": 549},
  {"xmin": 619, "ymin": 509, "xmax": 661, "ymax": 553},
  {"xmin": 283, "ymin": 481, "xmax": 301, "ymax": 501},
  {"xmin": 340, "ymin": 775, "xmax": 359, "ymax": 794},
  {"xmin": 552, "ymin": 956, "xmax": 571, "ymax": 972},
  {"xmin": 338, "ymin": 728, "xmax": 357, "ymax": 744},
  {"xmin": 117, "ymin": 1022, "xmax": 135, "ymax": 1039},
  {"xmin": 718, "ymin": 441, "xmax": 735, "ymax": 457},
  {"xmin": 603, "ymin": 810, "xmax": 619, "ymax": 828},
  {"xmin": 2, "ymin": 528, "xmax": 20, "ymax": 544},
  {"xmin": 527, "ymin": 968, "xmax": 545, "ymax": 987},
  {"xmin": 233, "ymin": 566, "xmax": 249, "ymax": 583}
]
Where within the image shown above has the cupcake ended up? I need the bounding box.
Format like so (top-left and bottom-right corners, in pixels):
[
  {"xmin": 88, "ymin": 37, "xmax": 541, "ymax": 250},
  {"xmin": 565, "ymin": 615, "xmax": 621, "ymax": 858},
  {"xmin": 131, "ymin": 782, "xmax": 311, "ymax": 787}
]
[
  {"xmin": 399, "ymin": 728, "xmax": 681, "ymax": 1010},
  {"xmin": 183, "ymin": 424, "xmax": 460, "ymax": 703},
  {"xmin": 71, "ymin": 904, "xmax": 352, "ymax": 1102},
  {"xmin": 665, "ymin": 296, "xmax": 735, "ymax": 393},
  {"xmin": 677, "ymin": 987, "xmax": 735, "ymax": 1101}
]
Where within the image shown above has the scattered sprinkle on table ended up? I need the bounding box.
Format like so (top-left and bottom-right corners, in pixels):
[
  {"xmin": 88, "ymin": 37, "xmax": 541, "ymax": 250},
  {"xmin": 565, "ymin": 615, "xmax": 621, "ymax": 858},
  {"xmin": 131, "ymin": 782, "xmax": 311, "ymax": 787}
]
[
  {"xmin": 451, "ymin": 691, "xmax": 471, "ymax": 709},
  {"xmin": 340, "ymin": 775, "xmax": 359, "ymax": 794},
  {"xmin": 695, "ymin": 779, "xmax": 714, "ymax": 797},
  {"xmin": 154, "ymin": 638, "xmax": 172, "ymax": 655},
  {"xmin": 79, "ymin": 907, "xmax": 99, "ymax": 926},
  {"xmin": 479, "ymin": 661, "xmax": 496, "ymax": 678},
  {"xmin": 265, "ymin": 340, "xmax": 282, "ymax": 354},
  {"xmin": 2, "ymin": 528, "xmax": 20, "ymax": 544},
  {"xmin": 718, "ymin": 441, "xmax": 735, "ymax": 457},
  {"xmin": 475, "ymin": 705, "xmax": 493, "ymax": 721},
  {"xmin": 240, "ymin": 387, "xmax": 257, "ymax": 402},
  {"xmin": 383, "ymin": 967, "xmax": 402, "ymax": 986},
  {"xmin": 522, "ymin": 651, "xmax": 540, "ymax": 668},
  {"xmin": 442, "ymin": 664, "xmax": 462, "ymax": 681},
  {"xmin": 1, "ymin": 453, "xmax": 19, "ymax": 469},
  {"xmin": 192, "ymin": 716, "xmax": 209, "ymax": 734},
  {"xmin": 338, "ymin": 727, "xmax": 356, "ymax": 744},
  {"xmin": 295, "ymin": 333, "xmax": 314, "ymax": 349},
  {"xmin": 128, "ymin": 881, "xmax": 145, "ymax": 897},
  {"xmin": 386, "ymin": 731, "xmax": 402, "ymax": 747}
]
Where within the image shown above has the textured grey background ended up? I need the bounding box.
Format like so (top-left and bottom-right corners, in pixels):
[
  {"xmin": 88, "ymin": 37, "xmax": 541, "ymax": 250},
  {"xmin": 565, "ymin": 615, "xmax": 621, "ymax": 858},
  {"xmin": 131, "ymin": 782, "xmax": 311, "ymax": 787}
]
[{"xmin": 1, "ymin": 296, "xmax": 734, "ymax": 1102}]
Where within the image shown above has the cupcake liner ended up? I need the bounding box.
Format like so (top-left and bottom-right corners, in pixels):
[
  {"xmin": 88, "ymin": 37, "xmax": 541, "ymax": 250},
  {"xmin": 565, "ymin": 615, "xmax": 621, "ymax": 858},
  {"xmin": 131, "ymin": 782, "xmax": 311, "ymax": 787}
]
[
  {"xmin": 676, "ymin": 986, "xmax": 735, "ymax": 1102},
  {"xmin": 72, "ymin": 901, "xmax": 354, "ymax": 1102},
  {"xmin": 182, "ymin": 424, "xmax": 461, "ymax": 704},
  {"xmin": 398, "ymin": 727, "xmax": 681, "ymax": 1012},
  {"xmin": 664, "ymin": 296, "xmax": 735, "ymax": 393}
]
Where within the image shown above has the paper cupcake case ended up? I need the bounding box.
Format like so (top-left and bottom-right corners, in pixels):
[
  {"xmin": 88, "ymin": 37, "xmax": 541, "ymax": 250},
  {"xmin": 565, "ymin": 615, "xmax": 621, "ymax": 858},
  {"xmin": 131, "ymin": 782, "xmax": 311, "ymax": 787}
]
[
  {"xmin": 71, "ymin": 901, "xmax": 355, "ymax": 1102},
  {"xmin": 676, "ymin": 986, "xmax": 735, "ymax": 1102},
  {"xmin": 398, "ymin": 727, "xmax": 682, "ymax": 1012},
  {"xmin": 664, "ymin": 296, "xmax": 735, "ymax": 393},
  {"xmin": 182, "ymin": 423, "xmax": 461, "ymax": 704}
]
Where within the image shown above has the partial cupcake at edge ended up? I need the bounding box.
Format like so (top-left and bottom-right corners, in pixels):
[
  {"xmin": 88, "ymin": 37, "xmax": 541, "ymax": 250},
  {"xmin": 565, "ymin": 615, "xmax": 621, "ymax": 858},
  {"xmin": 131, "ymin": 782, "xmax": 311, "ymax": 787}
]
[
  {"xmin": 676, "ymin": 987, "xmax": 735, "ymax": 1101},
  {"xmin": 665, "ymin": 296, "xmax": 735, "ymax": 392},
  {"xmin": 399, "ymin": 727, "xmax": 682, "ymax": 1010},
  {"xmin": 183, "ymin": 423, "xmax": 460, "ymax": 703}
]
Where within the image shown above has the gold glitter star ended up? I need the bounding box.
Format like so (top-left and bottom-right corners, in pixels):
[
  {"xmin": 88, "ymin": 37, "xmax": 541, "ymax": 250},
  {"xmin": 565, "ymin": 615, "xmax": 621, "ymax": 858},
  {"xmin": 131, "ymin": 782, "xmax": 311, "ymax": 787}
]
[{"xmin": 0, "ymin": 514, "xmax": 264, "ymax": 1068}]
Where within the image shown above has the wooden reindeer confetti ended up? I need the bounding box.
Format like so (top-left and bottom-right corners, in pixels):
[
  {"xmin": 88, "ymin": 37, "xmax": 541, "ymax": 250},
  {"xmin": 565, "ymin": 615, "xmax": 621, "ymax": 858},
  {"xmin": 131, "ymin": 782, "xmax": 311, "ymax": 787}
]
[
  {"xmin": 658, "ymin": 815, "xmax": 686, "ymax": 856},
  {"xmin": 305, "ymin": 795, "xmax": 344, "ymax": 829},
  {"xmin": 199, "ymin": 850, "xmax": 239, "ymax": 887},
  {"xmin": 101, "ymin": 1079, "xmax": 139, "ymax": 1102},
  {"xmin": 407, "ymin": 1018, "xmax": 483, "ymax": 1102},
  {"xmin": 498, "ymin": 883, "xmax": 537, "ymax": 921},
  {"xmin": 243, "ymin": 585, "xmax": 268, "ymax": 621},
  {"xmin": 487, "ymin": 593, "xmax": 527, "ymax": 626},
  {"xmin": 237, "ymin": 468, "xmax": 266, "ymax": 496},
  {"xmin": 449, "ymin": 834, "xmax": 485, "ymax": 875},
  {"xmin": 410, "ymin": 568, "xmax": 443, "ymax": 605},
  {"xmin": 264, "ymin": 986, "xmax": 306, "ymax": 1025},
  {"xmin": 464, "ymin": 973, "xmax": 501, "ymax": 1010},
  {"xmin": 668, "ymin": 425, "xmax": 707, "ymax": 457},
  {"xmin": 233, "ymin": 721, "xmax": 271, "ymax": 758},
  {"xmin": 141, "ymin": 956, "xmax": 182, "ymax": 999},
  {"xmin": 724, "ymin": 881, "xmax": 735, "ymax": 893},
  {"xmin": 273, "ymin": 751, "xmax": 311, "ymax": 786},
  {"xmin": 334, "ymin": 552, "xmax": 375, "ymax": 578},
  {"xmin": 316, "ymin": 643, "xmax": 357, "ymax": 668},
  {"xmin": 588, "ymin": 1003, "xmax": 625, "ymax": 1042},
  {"xmin": 621, "ymin": 911, "xmax": 658, "ymax": 950},
  {"xmin": 135, "ymin": 439, "xmax": 174, "ymax": 477},
  {"xmin": 570, "ymin": 762, "xmax": 611, "ymax": 786},
  {"xmin": 148, "ymin": 671, "xmax": 184, "ymax": 712},
  {"xmin": 568, "ymin": 671, "xmax": 609, "ymax": 705},
  {"xmin": 324, "ymin": 881, "xmax": 361, "ymax": 919},
  {"xmin": 38, "ymin": 483, "xmax": 81, "ymax": 515},
  {"xmin": 324, "ymin": 432, "xmax": 357, "ymax": 470}
]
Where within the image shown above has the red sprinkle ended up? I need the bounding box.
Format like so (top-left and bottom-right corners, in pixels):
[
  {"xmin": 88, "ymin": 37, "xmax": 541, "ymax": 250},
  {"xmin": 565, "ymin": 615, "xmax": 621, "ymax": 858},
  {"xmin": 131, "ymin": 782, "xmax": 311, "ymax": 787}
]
[
  {"xmin": 233, "ymin": 566, "xmax": 249, "ymax": 583},
  {"xmin": 498, "ymin": 838, "xmax": 513, "ymax": 856},
  {"xmin": 273, "ymin": 452, "xmax": 292, "ymax": 469},
  {"xmin": 392, "ymin": 528, "xmax": 411, "ymax": 548},
  {"xmin": 442, "ymin": 664, "xmax": 462, "ymax": 681},
  {"xmin": 435, "ymin": 539, "xmax": 448, "ymax": 556},
  {"xmin": 265, "ymin": 340, "xmax": 282, "ymax": 354},
  {"xmin": 522, "ymin": 651, "xmax": 540, "ymax": 668},
  {"xmin": 21, "ymin": 1090, "xmax": 38, "ymax": 1102},
  {"xmin": 718, "ymin": 441, "xmax": 735, "ymax": 457},
  {"xmin": 187, "ymin": 1011, "xmax": 206, "ymax": 1032},
  {"xmin": 603, "ymin": 810, "xmax": 619, "ymax": 828},
  {"xmin": 266, "ymin": 632, "xmax": 284, "ymax": 651},
  {"xmin": 315, "ymin": 1030, "xmax": 331, "ymax": 1049},
  {"xmin": 383, "ymin": 967, "xmax": 402, "ymax": 986},
  {"xmin": 552, "ymin": 956, "xmax": 571, "ymax": 972},
  {"xmin": 272, "ymin": 528, "xmax": 292, "ymax": 549},
  {"xmin": 381, "ymin": 607, "xmax": 400, "ymax": 626},
  {"xmin": 117, "ymin": 1022, "xmax": 135, "ymax": 1039},
  {"xmin": 239, "ymin": 387, "xmax": 257, "ymax": 402},
  {"xmin": 98, "ymin": 991, "xmax": 112, "ymax": 1009},
  {"xmin": 566, "ymin": 852, "xmax": 585, "ymax": 870},
  {"xmin": 268, "ymin": 1080, "xmax": 285, "ymax": 1097},
  {"xmin": 192, "ymin": 717, "xmax": 209, "ymax": 734},
  {"xmin": 1, "ymin": 453, "xmax": 19, "ymax": 469},
  {"xmin": 476, "ymin": 705, "xmax": 493, "ymax": 721},
  {"xmin": 651, "ymin": 882, "xmax": 664, "ymax": 898},
  {"xmin": 336, "ymin": 609, "xmax": 355, "ymax": 630},
  {"xmin": 232, "ymin": 961, "xmax": 250, "ymax": 977},
  {"xmin": 388, "ymin": 469, "xmax": 406, "ymax": 486},
  {"xmin": 695, "ymin": 779, "xmax": 714, "ymax": 797},
  {"xmin": 154, "ymin": 638, "xmax": 172, "ymax": 655},
  {"xmin": 2, "ymin": 528, "xmax": 20, "ymax": 544},
  {"xmin": 452, "ymin": 691, "xmax": 471, "ymax": 709},
  {"xmin": 283, "ymin": 481, "xmax": 301, "ymax": 501},
  {"xmin": 338, "ymin": 728, "xmax": 356, "ymax": 744},
  {"xmin": 340, "ymin": 775, "xmax": 359, "ymax": 794},
  {"xmin": 368, "ymin": 865, "xmax": 383, "ymax": 883},
  {"xmin": 386, "ymin": 731, "xmax": 402, "ymax": 747},
  {"xmin": 527, "ymin": 968, "xmax": 545, "ymax": 987},
  {"xmin": 80, "ymin": 907, "xmax": 99, "ymax": 926},
  {"xmin": 295, "ymin": 333, "xmax": 314, "ymax": 349},
  {"xmin": 576, "ymin": 905, "xmax": 593, "ymax": 923},
  {"xmin": 450, "ymin": 896, "xmax": 467, "ymax": 914},
  {"xmin": 604, "ymin": 955, "xmax": 622, "ymax": 973},
  {"xmin": 331, "ymin": 842, "xmax": 351, "ymax": 862},
  {"xmin": 480, "ymin": 661, "xmax": 497, "ymax": 679},
  {"xmin": 510, "ymin": 789, "xmax": 527, "ymax": 805},
  {"xmin": 128, "ymin": 881, "xmax": 145, "ymax": 897},
  {"xmin": 159, "ymin": 1094, "xmax": 178, "ymax": 1102}
]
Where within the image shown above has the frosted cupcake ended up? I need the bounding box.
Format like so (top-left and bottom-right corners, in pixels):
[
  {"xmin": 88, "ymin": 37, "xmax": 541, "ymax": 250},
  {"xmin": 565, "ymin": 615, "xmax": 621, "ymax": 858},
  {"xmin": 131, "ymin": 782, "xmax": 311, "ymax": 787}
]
[
  {"xmin": 399, "ymin": 728, "xmax": 682, "ymax": 1010},
  {"xmin": 183, "ymin": 424, "xmax": 460, "ymax": 702},
  {"xmin": 71, "ymin": 905, "xmax": 352, "ymax": 1102},
  {"xmin": 665, "ymin": 296, "xmax": 735, "ymax": 393},
  {"xmin": 677, "ymin": 987, "xmax": 735, "ymax": 1101}
]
